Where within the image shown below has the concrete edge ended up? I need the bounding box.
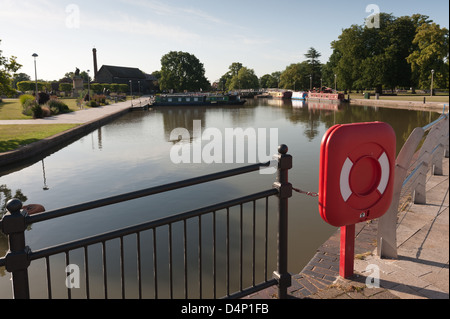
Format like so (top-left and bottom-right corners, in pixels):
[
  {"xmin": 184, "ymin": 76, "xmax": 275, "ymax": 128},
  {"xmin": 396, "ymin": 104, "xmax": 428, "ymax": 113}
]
[{"xmin": 349, "ymin": 99, "xmax": 448, "ymax": 113}]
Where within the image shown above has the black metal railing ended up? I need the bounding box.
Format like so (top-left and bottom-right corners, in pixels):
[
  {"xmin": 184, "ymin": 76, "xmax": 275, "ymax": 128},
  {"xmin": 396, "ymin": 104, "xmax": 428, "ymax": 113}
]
[{"xmin": 0, "ymin": 145, "xmax": 293, "ymax": 299}]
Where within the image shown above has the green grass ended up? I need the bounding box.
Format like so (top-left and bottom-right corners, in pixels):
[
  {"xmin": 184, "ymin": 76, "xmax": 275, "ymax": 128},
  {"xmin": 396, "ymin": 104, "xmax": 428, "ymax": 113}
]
[
  {"xmin": 0, "ymin": 99, "xmax": 33, "ymax": 120},
  {"xmin": 0, "ymin": 98, "xmax": 82, "ymax": 120},
  {"xmin": 0, "ymin": 124, "xmax": 79, "ymax": 153}
]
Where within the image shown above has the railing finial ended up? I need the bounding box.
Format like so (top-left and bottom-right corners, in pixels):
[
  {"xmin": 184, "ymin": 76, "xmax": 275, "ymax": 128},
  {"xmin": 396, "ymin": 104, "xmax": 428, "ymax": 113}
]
[
  {"xmin": 278, "ymin": 144, "xmax": 288, "ymax": 155},
  {"xmin": 6, "ymin": 198, "xmax": 23, "ymax": 214}
]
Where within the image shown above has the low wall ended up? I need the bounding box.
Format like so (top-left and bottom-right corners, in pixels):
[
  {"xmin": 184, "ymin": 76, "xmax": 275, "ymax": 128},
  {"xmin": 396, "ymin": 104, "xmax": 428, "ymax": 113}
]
[{"xmin": 350, "ymin": 98, "xmax": 447, "ymax": 113}]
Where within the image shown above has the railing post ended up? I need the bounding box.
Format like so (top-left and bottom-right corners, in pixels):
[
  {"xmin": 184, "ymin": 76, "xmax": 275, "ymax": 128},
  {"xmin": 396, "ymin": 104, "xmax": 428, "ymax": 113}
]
[
  {"xmin": 1, "ymin": 199, "xmax": 31, "ymax": 299},
  {"xmin": 272, "ymin": 144, "xmax": 292, "ymax": 299}
]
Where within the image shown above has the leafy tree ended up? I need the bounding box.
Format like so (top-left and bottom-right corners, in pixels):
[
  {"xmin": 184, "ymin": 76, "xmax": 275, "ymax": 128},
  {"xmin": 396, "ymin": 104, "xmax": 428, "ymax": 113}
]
[
  {"xmin": 304, "ymin": 47, "xmax": 322, "ymax": 88},
  {"xmin": 227, "ymin": 67, "xmax": 259, "ymax": 90},
  {"xmin": 12, "ymin": 73, "xmax": 30, "ymax": 89},
  {"xmin": 260, "ymin": 72, "xmax": 281, "ymax": 88},
  {"xmin": 219, "ymin": 62, "xmax": 243, "ymax": 90},
  {"xmin": 0, "ymin": 40, "xmax": 22, "ymax": 97},
  {"xmin": 328, "ymin": 13, "xmax": 443, "ymax": 93},
  {"xmin": 407, "ymin": 22, "xmax": 449, "ymax": 90},
  {"xmin": 279, "ymin": 62, "xmax": 310, "ymax": 90},
  {"xmin": 159, "ymin": 51, "xmax": 210, "ymax": 92}
]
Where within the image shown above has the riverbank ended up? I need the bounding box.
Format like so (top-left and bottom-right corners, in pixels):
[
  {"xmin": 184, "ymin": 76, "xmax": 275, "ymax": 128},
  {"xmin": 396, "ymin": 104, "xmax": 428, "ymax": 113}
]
[
  {"xmin": 0, "ymin": 98, "xmax": 150, "ymax": 168},
  {"xmin": 349, "ymin": 98, "xmax": 448, "ymax": 113}
]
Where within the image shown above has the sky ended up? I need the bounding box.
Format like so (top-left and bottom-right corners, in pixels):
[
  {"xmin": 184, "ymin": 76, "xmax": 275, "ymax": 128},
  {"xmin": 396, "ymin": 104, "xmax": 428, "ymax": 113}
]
[{"xmin": 0, "ymin": 0, "xmax": 449, "ymax": 84}]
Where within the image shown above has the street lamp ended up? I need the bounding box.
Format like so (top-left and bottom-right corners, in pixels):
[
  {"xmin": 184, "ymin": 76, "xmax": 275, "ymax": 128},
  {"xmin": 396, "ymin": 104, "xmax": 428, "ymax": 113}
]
[
  {"xmin": 334, "ymin": 74, "xmax": 337, "ymax": 92},
  {"xmin": 129, "ymin": 80, "xmax": 133, "ymax": 106},
  {"xmin": 87, "ymin": 69, "xmax": 91, "ymax": 103},
  {"xmin": 430, "ymin": 69, "xmax": 435, "ymax": 97},
  {"xmin": 309, "ymin": 75, "xmax": 312, "ymax": 91},
  {"xmin": 32, "ymin": 53, "xmax": 38, "ymax": 101},
  {"xmin": 138, "ymin": 80, "xmax": 141, "ymax": 99}
]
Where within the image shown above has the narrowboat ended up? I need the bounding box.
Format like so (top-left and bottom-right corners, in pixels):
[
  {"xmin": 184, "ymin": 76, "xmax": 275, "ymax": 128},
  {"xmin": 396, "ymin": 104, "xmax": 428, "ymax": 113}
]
[
  {"xmin": 291, "ymin": 91, "xmax": 308, "ymax": 100},
  {"xmin": 267, "ymin": 90, "xmax": 293, "ymax": 99},
  {"xmin": 152, "ymin": 93, "xmax": 246, "ymax": 106}
]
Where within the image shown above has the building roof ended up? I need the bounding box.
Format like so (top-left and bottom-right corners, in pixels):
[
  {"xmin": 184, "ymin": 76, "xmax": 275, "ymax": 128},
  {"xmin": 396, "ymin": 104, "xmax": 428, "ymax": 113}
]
[{"xmin": 98, "ymin": 65, "xmax": 147, "ymax": 79}]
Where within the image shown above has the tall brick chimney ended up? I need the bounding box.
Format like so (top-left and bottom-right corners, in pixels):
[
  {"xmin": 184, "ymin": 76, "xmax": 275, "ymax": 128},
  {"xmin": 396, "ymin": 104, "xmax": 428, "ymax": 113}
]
[{"xmin": 93, "ymin": 48, "xmax": 98, "ymax": 79}]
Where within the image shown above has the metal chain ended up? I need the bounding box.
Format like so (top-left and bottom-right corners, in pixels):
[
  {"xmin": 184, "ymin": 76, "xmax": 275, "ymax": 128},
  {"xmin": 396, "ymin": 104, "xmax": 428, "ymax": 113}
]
[{"xmin": 292, "ymin": 186, "xmax": 319, "ymax": 198}]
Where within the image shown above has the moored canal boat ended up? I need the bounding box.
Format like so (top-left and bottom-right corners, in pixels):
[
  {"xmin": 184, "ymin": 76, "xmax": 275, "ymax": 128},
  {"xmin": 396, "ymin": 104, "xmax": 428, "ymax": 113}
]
[
  {"xmin": 267, "ymin": 90, "xmax": 293, "ymax": 99},
  {"xmin": 307, "ymin": 88, "xmax": 345, "ymax": 103},
  {"xmin": 152, "ymin": 93, "xmax": 246, "ymax": 106},
  {"xmin": 291, "ymin": 91, "xmax": 308, "ymax": 100}
]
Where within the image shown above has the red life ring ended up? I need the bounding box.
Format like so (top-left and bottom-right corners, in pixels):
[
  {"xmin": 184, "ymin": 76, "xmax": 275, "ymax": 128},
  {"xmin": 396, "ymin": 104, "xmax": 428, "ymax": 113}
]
[{"xmin": 319, "ymin": 122, "xmax": 396, "ymax": 227}]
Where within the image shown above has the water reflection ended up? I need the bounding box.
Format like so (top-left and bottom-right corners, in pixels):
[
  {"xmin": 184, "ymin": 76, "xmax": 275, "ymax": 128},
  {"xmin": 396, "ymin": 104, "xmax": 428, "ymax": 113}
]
[{"xmin": 0, "ymin": 99, "xmax": 441, "ymax": 298}]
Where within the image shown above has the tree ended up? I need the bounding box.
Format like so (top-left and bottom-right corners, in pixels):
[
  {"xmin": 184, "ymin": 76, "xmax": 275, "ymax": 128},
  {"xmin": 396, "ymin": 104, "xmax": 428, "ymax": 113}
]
[
  {"xmin": 12, "ymin": 73, "xmax": 30, "ymax": 89},
  {"xmin": 328, "ymin": 13, "xmax": 439, "ymax": 93},
  {"xmin": 219, "ymin": 62, "xmax": 243, "ymax": 90},
  {"xmin": 407, "ymin": 22, "xmax": 449, "ymax": 90},
  {"xmin": 1, "ymin": 40, "xmax": 22, "ymax": 97},
  {"xmin": 279, "ymin": 62, "xmax": 310, "ymax": 90},
  {"xmin": 227, "ymin": 67, "xmax": 259, "ymax": 90},
  {"xmin": 304, "ymin": 47, "xmax": 322, "ymax": 88},
  {"xmin": 159, "ymin": 51, "xmax": 210, "ymax": 92}
]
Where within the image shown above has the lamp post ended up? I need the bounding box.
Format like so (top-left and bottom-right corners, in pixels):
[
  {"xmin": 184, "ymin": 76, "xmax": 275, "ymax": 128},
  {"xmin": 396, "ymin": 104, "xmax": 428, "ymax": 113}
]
[
  {"xmin": 430, "ymin": 69, "xmax": 435, "ymax": 97},
  {"xmin": 334, "ymin": 74, "xmax": 337, "ymax": 92},
  {"xmin": 129, "ymin": 80, "xmax": 133, "ymax": 106},
  {"xmin": 87, "ymin": 69, "xmax": 91, "ymax": 103},
  {"xmin": 32, "ymin": 53, "xmax": 38, "ymax": 101},
  {"xmin": 310, "ymin": 75, "xmax": 312, "ymax": 91},
  {"xmin": 138, "ymin": 80, "xmax": 141, "ymax": 100}
]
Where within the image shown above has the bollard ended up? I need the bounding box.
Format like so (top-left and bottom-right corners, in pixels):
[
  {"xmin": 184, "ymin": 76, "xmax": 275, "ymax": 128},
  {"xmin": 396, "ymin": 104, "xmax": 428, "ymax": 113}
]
[
  {"xmin": 272, "ymin": 144, "xmax": 292, "ymax": 299},
  {"xmin": 1, "ymin": 199, "xmax": 31, "ymax": 299}
]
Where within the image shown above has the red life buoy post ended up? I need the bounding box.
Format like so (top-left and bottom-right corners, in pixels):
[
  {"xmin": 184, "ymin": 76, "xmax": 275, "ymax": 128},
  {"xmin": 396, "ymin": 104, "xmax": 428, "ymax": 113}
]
[{"xmin": 319, "ymin": 122, "xmax": 396, "ymax": 278}]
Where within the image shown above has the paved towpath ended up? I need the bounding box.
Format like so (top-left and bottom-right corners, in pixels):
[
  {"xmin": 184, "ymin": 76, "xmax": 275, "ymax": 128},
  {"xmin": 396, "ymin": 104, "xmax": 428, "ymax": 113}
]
[
  {"xmin": 0, "ymin": 97, "xmax": 151, "ymax": 125},
  {"xmin": 247, "ymin": 156, "xmax": 449, "ymax": 299}
]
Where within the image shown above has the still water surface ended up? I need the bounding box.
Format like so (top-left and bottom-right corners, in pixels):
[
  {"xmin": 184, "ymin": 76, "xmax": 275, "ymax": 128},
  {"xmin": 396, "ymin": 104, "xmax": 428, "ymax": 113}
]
[{"xmin": 0, "ymin": 98, "xmax": 440, "ymax": 298}]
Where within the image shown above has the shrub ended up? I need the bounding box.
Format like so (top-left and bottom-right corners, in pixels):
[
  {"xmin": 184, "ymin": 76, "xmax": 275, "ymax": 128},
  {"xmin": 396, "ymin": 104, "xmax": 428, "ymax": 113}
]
[
  {"xmin": 89, "ymin": 101, "xmax": 98, "ymax": 107},
  {"xmin": 31, "ymin": 104, "xmax": 43, "ymax": 118},
  {"xmin": 41, "ymin": 106, "xmax": 51, "ymax": 117},
  {"xmin": 19, "ymin": 94, "xmax": 35, "ymax": 106},
  {"xmin": 38, "ymin": 92, "xmax": 50, "ymax": 105},
  {"xmin": 22, "ymin": 98, "xmax": 37, "ymax": 116},
  {"xmin": 47, "ymin": 99, "xmax": 70, "ymax": 114}
]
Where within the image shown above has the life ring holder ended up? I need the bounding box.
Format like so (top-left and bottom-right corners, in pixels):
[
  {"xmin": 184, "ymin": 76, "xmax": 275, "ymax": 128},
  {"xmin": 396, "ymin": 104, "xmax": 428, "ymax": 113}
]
[{"xmin": 319, "ymin": 122, "xmax": 396, "ymax": 227}]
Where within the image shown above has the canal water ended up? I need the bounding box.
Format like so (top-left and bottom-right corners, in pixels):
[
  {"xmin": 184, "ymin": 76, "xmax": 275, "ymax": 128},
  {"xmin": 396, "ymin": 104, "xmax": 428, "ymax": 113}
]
[{"xmin": 0, "ymin": 98, "xmax": 440, "ymax": 298}]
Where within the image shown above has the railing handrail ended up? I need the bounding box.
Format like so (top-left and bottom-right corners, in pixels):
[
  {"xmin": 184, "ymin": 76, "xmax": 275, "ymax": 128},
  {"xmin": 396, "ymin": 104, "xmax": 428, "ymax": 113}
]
[
  {"xmin": 1, "ymin": 146, "xmax": 292, "ymax": 299},
  {"xmin": 28, "ymin": 189, "xmax": 278, "ymax": 261},
  {"xmin": 22, "ymin": 161, "xmax": 271, "ymax": 225}
]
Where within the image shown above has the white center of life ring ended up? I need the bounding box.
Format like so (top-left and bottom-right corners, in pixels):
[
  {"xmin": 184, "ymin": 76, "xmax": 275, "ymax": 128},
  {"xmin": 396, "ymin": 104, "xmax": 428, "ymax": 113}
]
[{"xmin": 340, "ymin": 152, "xmax": 390, "ymax": 202}]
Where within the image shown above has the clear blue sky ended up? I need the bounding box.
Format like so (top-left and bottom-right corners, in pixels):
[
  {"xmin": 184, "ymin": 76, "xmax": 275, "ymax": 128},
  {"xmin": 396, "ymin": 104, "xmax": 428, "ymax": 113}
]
[{"xmin": 1, "ymin": 0, "xmax": 448, "ymax": 83}]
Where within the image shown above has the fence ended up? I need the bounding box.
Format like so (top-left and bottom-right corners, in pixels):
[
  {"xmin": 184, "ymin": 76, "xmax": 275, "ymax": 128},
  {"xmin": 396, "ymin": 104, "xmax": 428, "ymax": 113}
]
[
  {"xmin": 377, "ymin": 106, "xmax": 449, "ymax": 258},
  {"xmin": 0, "ymin": 145, "xmax": 293, "ymax": 299}
]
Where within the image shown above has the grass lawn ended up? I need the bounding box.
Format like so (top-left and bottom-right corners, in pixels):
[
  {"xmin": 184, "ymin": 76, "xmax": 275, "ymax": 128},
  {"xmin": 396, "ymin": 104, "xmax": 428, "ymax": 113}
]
[
  {"xmin": 0, "ymin": 99, "xmax": 33, "ymax": 119},
  {"xmin": 0, "ymin": 124, "xmax": 79, "ymax": 153},
  {"xmin": 0, "ymin": 98, "xmax": 81, "ymax": 120}
]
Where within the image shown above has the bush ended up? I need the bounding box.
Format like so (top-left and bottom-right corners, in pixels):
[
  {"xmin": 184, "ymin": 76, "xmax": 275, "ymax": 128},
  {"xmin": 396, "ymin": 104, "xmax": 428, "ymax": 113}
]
[
  {"xmin": 20, "ymin": 94, "xmax": 36, "ymax": 106},
  {"xmin": 47, "ymin": 99, "xmax": 70, "ymax": 114},
  {"xmin": 89, "ymin": 101, "xmax": 98, "ymax": 107},
  {"xmin": 31, "ymin": 104, "xmax": 43, "ymax": 118},
  {"xmin": 41, "ymin": 106, "xmax": 51, "ymax": 117},
  {"xmin": 38, "ymin": 92, "xmax": 50, "ymax": 105},
  {"xmin": 22, "ymin": 98, "xmax": 37, "ymax": 116}
]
